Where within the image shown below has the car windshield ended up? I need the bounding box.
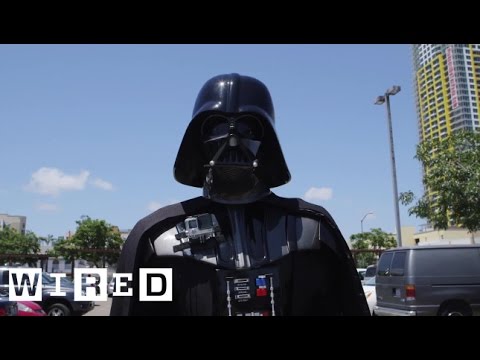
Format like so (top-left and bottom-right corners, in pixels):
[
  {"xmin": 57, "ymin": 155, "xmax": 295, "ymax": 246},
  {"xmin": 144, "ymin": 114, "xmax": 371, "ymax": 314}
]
[
  {"xmin": 61, "ymin": 277, "xmax": 74, "ymax": 287},
  {"xmin": 364, "ymin": 276, "xmax": 376, "ymax": 286},
  {"xmin": 42, "ymin": 273, "xmax": 55, "ymax": 284},
  {"xmin": 42, "ymin": 273, "xmax": 74, "ymax": 287}
]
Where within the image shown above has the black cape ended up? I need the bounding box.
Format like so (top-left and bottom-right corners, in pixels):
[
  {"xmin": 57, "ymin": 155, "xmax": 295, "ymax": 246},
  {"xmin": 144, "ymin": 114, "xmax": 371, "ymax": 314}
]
[{"xmin": 110, "ymin": 193, "xmax": 370, "ymax": 316}]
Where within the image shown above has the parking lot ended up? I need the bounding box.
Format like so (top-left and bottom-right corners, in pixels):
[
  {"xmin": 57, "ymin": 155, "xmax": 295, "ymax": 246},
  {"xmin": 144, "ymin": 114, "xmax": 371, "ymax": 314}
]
[{"xmin": 83, "ymin": 298, "xmax": 112, "ymax": 316}]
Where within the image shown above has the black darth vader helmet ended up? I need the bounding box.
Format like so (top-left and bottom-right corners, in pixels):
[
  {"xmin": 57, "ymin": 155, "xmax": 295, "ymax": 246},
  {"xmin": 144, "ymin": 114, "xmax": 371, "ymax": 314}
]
[{"xmin": 174, "ymin": 73, "xmax": 291, "ymax": 204}]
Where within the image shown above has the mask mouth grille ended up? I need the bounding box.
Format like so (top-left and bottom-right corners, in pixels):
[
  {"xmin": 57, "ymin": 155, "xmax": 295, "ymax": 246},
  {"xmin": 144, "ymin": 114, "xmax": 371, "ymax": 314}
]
[
  {"xmin": 208, "ymin": 166, "xmax": 257, "ymax": 195},
  {"xmin": 216, "ymin": 166, "xmax": 252, "ymax": 182},
  {"xmin": 218, "ymin": 148, "xmax": 250, "ymax": 164}
]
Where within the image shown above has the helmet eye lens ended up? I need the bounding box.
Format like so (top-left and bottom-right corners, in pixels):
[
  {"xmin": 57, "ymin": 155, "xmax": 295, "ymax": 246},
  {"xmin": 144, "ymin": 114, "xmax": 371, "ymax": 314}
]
[
  {"xmin": 202, "ymin": 114, "xmax": 264, "ymax": 141},
  {"xmin": 202, "ymin": 116, "xmax": 229, "ymax": 140},
  {"xmin": 235, "ymin": 115, "xmax": 264, "ymax": 140}
]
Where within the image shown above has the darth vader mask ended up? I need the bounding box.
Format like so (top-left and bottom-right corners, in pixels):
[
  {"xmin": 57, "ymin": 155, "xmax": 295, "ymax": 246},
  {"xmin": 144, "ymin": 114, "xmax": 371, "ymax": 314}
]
[
  {"xmin": 201, "ymin": 114, "xmax": 265, "ymax": 198},
  {"xmin": 173, "ymin": 73, "xmax": 291, "ymax": 204}
]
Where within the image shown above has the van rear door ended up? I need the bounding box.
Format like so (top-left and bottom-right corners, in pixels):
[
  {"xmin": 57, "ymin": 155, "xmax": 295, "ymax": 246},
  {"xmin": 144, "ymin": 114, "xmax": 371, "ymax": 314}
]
[{"xmin": 376, "ymin": 250, "xmax": 408, "ymax": 308}]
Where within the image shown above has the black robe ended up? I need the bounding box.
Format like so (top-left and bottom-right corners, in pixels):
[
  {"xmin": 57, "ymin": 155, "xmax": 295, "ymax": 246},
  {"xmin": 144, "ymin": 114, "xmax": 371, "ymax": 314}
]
[{"xmin": 110, "ymin": 193, "xmax": 370, "ymax": 316}]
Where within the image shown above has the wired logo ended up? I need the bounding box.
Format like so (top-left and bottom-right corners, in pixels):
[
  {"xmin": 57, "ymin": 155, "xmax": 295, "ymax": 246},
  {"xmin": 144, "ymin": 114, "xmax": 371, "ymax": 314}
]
[{"xmin": 7, "ymin": 268, "xmax": 173, "ymax": 302}]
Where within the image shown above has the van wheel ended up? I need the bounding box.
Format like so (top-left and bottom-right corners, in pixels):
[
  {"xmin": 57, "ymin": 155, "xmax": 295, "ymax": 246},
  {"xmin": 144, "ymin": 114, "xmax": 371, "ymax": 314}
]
[
  {"xmin": 47, "ymin": 303, "xmax": 71, "ymax": 316},
  {"xmin": 439, "ymin": 303, "xmax": 472, "ymax": 316}
]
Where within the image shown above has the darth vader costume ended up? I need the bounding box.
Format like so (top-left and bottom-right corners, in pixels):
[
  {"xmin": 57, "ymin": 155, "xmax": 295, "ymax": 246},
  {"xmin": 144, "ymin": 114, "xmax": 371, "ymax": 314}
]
[{"xmin": 110, "ymin": 74, "xmax": 370, "ymax": 316}]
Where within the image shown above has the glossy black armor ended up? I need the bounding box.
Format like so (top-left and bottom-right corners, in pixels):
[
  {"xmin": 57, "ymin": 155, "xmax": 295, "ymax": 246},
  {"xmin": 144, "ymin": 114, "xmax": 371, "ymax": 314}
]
[{"xmin": 111, "ymin": 74, "xmax": 369, "ymax": 316}]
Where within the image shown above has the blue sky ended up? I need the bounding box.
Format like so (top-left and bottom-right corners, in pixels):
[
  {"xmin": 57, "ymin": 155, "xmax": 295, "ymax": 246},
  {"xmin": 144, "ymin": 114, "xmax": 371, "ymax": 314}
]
[{"xmin": 0, "ymin": 44, "xmax": 424, "ymax": 241}]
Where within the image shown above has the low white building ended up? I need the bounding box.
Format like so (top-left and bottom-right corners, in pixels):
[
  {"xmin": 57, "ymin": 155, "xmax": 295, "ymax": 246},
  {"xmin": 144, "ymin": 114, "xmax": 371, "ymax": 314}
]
[{"xmin": 402, "ymin": 225, "xmax": 479, "ymax": 246}]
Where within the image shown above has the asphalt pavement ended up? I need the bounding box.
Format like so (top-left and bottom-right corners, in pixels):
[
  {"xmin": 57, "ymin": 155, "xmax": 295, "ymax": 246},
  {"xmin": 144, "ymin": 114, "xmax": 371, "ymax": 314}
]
[{"xmin": 83, "ymin": 297, "xmax": 112, "ymax": 316}]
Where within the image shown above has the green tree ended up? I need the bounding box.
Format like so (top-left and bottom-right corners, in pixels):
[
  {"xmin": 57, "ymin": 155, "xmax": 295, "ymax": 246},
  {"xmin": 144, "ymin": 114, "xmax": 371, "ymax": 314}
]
[
  {"xmin": 53, "ymin": 216, "xmax": 123, "ymax": 268},
  {"xmin": 39, "ymin": 234, "xmax": 56, "ymax": 246},
  {"xmin": 0, "ymin": 227, "xmax": 41, "ymax": 266},
  {"xmin": 50, "ymin": 236, "xmax": 79, "ymax": 277},
  {"xmin": 400, "ymin": 131, "xmax": 480, "ymax": 242},
  {"xmin": 51, "ymin": 236, "xmax": 78, "ymax": 262},
  {"xmin": 350, "ymin": 228, "xmax": 396, "ymax": 268}
]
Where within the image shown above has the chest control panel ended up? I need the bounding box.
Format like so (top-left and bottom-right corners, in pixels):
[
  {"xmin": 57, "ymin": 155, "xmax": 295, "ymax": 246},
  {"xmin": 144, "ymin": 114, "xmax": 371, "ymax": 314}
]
[{"xmin": 216, "ymin": 267, "xmax": 280, "ymax": 316}]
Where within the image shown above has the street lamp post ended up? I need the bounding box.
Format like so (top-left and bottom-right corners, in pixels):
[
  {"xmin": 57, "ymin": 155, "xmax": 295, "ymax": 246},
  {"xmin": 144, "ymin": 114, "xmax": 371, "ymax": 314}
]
[
  {"xmin": 375, "ymin": 85, "xmax": 403, "ymax": 247},
  {"xmin": 361, "ymin": 212, "xmax": 374, "ymax": 234}
]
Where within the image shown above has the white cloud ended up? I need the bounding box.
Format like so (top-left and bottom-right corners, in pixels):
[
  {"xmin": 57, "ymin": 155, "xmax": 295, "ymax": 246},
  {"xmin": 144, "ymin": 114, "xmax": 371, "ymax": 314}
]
[
  {"xmin": 25, "ymin": 167, "xmax": 90, "ymax": 196},
  {"xmin": 91, "ymin": 178, "xmax": 114, "ymax": 191},
  {"xmin": 35, "ymin": 203, "xmax": 58, "ymax": 212},
  {"xmin": 304, "ymin": 187, "xmax": 333, "ymax": 202}
]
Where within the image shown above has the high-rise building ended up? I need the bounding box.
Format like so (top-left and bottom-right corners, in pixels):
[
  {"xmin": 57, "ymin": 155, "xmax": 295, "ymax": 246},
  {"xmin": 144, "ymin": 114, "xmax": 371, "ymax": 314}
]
[
  {"xmin": 0, "ymin": 213, "xmax": 27, "ymax": 235},
  {"xmin": 413, "ymin": 44, "xmax": 480, "ymax": 143},
  {"xmin": 412, "ymin": 44, "xmax": 480, "ymax": 235}
]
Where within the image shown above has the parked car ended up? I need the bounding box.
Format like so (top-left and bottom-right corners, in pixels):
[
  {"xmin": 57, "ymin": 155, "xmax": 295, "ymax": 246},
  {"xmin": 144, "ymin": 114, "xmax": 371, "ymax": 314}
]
[
  {"xmin": 362, "ymin": 276, "xmax": 376, "ymax": 315},
  {"xmin": 86, "ymin": 274, "xmax": 101, "ymax": 295},
  {"xmin": 18, "ymin": 301, "xmax": 46, "ymax": 316},
  {"xmin": 375, "ymin": 245, "xmax": 480, "ymax": 316},
  {"xmin": 107, "ymin": 277, "xmax": 115, "ymax": 297},
  {"xmin": 357, "ymin": 268, "xmax": 367, "ymax": 283},
  {"xmin": 0, "ymin": 289, "xmax": 17, "ymax": 316},
  {"xmin": 72, "ymin": 274, "xmax": 100, "ymax": 295},
  {"xmin": 364, "ymin": 264, "xmax": 376, "ymax": 283},
  {"xmin": 0, "ymin": 268, "xmax": 94, "ymax": 316},
  {"xmin": 40, "ymin": 272, "xmax": 95, "ymax": 316}
]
